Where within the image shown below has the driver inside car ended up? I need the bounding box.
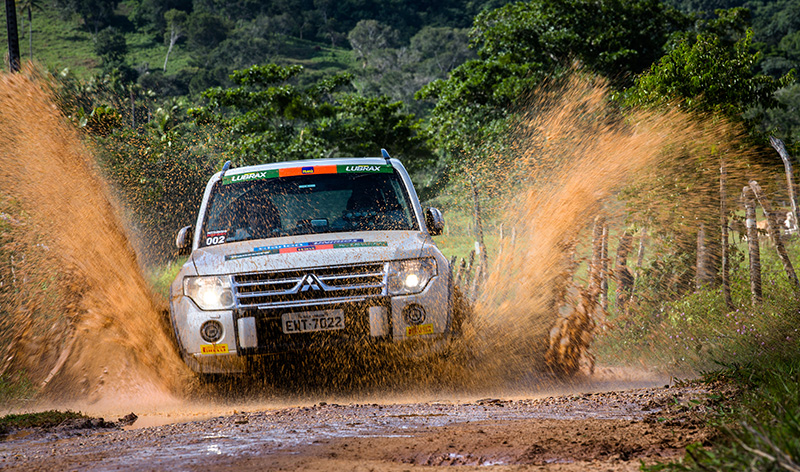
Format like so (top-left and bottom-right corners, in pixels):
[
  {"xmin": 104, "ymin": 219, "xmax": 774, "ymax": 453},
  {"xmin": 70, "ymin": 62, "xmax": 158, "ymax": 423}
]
[
  {"xmin": 244, "ymin": 197, "xmax": 281, "ymax": 239},
  {"xmin": 226, "ymin": 195, "xmax": 281, "ymax": 240}
]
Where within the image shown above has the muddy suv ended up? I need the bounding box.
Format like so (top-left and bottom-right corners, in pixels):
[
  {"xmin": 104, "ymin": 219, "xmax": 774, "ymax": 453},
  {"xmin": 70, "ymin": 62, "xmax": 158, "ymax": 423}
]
[{"xmin": 169, "ymin": 153, "xmax": 454, "ymax": 374}]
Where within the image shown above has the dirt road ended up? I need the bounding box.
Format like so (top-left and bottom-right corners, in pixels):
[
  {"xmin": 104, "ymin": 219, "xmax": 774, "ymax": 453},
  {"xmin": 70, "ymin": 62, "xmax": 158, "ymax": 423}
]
[{"xmin": 0, "ymin": 379, "xmax": 713, "ymax": 471}]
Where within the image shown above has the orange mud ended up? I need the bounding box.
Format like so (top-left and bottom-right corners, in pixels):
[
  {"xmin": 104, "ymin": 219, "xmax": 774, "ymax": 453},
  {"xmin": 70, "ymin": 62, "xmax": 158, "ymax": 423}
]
[
  {"xmin": 0, "ymin": 70, "xmax": 190, "ymax": 412},
  {"xmin": 0, "ymin": 69, "xmax": 767, "ymax": 418},
  {"xmin": 456, "ymin": 74, "xmax": 763, "ymax": 383}
]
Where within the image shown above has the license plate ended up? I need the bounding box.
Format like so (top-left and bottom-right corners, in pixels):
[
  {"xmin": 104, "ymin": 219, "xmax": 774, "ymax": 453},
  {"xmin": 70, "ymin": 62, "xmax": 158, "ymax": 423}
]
[{"xmin": 282, "ymin": 309, "xmax": 345, "ymax": 334}]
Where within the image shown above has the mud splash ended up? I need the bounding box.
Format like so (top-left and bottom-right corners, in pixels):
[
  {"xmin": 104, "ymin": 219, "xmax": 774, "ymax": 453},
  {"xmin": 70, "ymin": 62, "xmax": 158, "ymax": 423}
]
[
  {"xmin": 0, "ymin": 70, "xmax": 190, "ymax": 410},
  {"xmin": 0, "ymin": 67, "xmax": 767, "ymax": 414},
  {"xmin": 452, "ymin": 74, "xmax": 762, "ymax": 384}
]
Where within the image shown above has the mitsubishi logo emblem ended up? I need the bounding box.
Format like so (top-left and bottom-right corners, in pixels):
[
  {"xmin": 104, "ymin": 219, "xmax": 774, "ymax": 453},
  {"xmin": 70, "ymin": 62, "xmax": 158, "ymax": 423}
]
[{"xmin": 299, "ymin": 274, "xmax": 322, "ymax": 292}]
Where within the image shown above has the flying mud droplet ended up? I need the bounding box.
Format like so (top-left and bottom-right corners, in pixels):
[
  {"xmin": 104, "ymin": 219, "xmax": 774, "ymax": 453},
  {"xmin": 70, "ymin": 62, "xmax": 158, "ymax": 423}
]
[
  {"xmin": 0, "ymin": 69, "xmax": 191, "ymax": 411},
  {"xmin": 451, "ymin": 73, "xmax": 762, "ymax": 385}
]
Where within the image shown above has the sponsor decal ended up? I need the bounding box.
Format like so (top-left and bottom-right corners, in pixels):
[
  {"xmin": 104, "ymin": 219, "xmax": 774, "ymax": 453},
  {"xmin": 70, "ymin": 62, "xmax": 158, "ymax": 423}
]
[
  {"xmin": 222, "ymin": 169, "xmax": 279, "ymax": 185},
  {"xmin": 222, "ymin": 164, "xmax": 393, "ymax": 184},
  {"xmin": 200, "ymin": 343, "xmax": 229, "ymax": 355},
  {"xmin": 206, "ymin": 229, "xmax": 227, "ymax": 246},
  {"xmin": 338, "ymin": 164, "xmax": 393, "ymax": 174},
  {"xmin": 406, "ymin": 323, "xmax": 434, "ymax": 337},
  {"xmin": 280, "ymin": 165, "xmax": 337, "ymax": 177},
  {"xmin": 225, "ymin": 240, "xmax": 388, "ymax": 261},
  {"xmin": 255, "ymin": 239, "xmax": 363, "ymax": 252}
]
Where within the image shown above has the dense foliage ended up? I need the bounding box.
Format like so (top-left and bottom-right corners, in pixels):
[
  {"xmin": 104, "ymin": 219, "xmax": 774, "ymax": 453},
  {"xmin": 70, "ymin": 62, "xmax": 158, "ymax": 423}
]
[
  {"xmin": 189, "ymin": 64, "xmax": 434, "ymax": 172},
  {"xmin": 418, "ymin": 0, "xmax": 688, "ymax": 160}
]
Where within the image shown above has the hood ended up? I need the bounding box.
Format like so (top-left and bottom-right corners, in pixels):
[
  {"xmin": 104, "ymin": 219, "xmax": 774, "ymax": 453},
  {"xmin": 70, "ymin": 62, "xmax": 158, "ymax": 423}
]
[{"xmin": 191, "ymin": 231, "xmax": 429, "ymax": 275}]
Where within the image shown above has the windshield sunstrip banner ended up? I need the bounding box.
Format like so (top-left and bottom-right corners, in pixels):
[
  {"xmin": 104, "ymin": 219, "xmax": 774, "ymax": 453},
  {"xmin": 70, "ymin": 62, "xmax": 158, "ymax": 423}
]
[
  {"xmin": 222, "ymin": 164, "xmax": 393, "ymax": 185},
  {"xmin": 225, "ymin": 239, "xmax": 389, "ymax": 261}
]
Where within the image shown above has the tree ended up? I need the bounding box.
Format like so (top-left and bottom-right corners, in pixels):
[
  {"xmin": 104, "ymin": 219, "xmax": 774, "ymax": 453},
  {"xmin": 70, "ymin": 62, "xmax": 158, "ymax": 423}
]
[
  {"xmin": 130, "ymin": 0, "xmax": 191, "ymax": 34},
  {"xmin": 94, "ymin": 27, "xmax": 136, "ymax": 83},
  {"xmin": 762, "ymin": 83, "xmax": 800, "ymax": 154},
  {"xmin": 746, "ymin": 0, "xmax": 800, "ymax": 78},
  {"xmin": 94, "ymin": 27, "xmax": 127, "ymax": 65},
  {"xmin": 622, "ymin": 24, "xmax": 790, "ymax": 291},
  {"xmin": 163, "ymin": 9, "xmax": 187, "ymax": 72},
  {"xmin": 624, "ymin": 29, "xmax": 788, "ymax": 128},
  {"xmin": 189, "ymin": 64, "xmax": 434, "ymax": 175},
  {"xmin": 347, "ymin": 20, "xmax": 399, "ymax": 69},
  {"xmin": 96, "ymin": 123, "xmax": 218, "ymax": 262},
  {"xmin": 418, "ymin": 0, "xmax": 688, "ymax": 158},
  {"xmin": 54, "ymin": 0, "xmax": 120, "ymax": 33},
  {"xmin": 410, "ymin": 26, "xmax": 474, "ymax": 77},
  {"xmin": 17, "ymin": 0, "xmax": 44, "ymax": 60},
  {"xmin": 186, "ymin": 11, "xmax": 231, "ymax": 53}
]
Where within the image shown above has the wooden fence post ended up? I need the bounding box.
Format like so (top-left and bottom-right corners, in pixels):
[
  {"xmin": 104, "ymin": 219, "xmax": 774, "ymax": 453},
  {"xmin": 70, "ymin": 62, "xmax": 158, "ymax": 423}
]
[
  {"xmin": 770, "ymin": 136, "xmax": 800, "ymax": 233},
  {"xmin": 589, "ymin": 216, "xmax": 606, "ymax": 296},
  {"xmin": 600, "ymin": 223, "xmax": 609, "ymax": 311},
  {"xmin": 720, "ymin": 161, "xmax": 733, "ymax": 309},
  {"xmin": 636, "ymin": 227, "xmax": 647, "ymax": 271},
  {"xmin": 748, "ymin": 180, "xmax": 800, "ymax": 293},
  {"xmin": 463, "ymin": 249, "xmax": 476, "ymax": 300},
  {"xmin": 628, "ymin": 227, "xmax": 647, "ymax": 305},
  {"xmin": 696, "ymin": 223, "xmax": 711, "ymax": 289},
  {"xmin": 615, "ymin": 231, "xmax": 634, "ymax": 311},
  {"xmin": 470, "ymin": 178, "xmax": 488, "ymax": 291},
  {"xmin": 743, "ymin": 186, "xmax": 762, "ymax": 306}
]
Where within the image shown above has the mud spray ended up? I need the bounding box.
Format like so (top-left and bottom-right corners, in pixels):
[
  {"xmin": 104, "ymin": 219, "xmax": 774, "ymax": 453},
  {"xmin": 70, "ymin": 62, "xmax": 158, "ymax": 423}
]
[
  {"xmin": 444, "ymin": 74, "xmax": 763, "ymax": 390},
  {"xmin": 0, "ymin": 70, "xmax": 191, "ymax": 412},
  {"xmin": 0, "ymin": 69, "xmax": 767, "ymax": 413}
]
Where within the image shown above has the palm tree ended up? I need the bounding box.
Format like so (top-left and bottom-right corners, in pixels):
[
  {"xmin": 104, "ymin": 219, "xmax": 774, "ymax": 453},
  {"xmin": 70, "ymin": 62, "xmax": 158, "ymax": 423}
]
[
  {"xmin": 5, "ymin": 0, "xmax": 20, "ymax": 71},
  {"xmin": 17, "ymin": 0, "xmax": 43, "ymax": 60}
]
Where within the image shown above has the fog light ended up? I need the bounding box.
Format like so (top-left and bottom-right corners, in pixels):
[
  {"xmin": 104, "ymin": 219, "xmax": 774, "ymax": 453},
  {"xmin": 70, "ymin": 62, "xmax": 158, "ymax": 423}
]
[
  {"xmin": 200, "ymin": 320, "xmax": 224, "ymax": 343},
  {"xmin": 403, "ymin": 304, "xmax": 426, "ymax": 325}
]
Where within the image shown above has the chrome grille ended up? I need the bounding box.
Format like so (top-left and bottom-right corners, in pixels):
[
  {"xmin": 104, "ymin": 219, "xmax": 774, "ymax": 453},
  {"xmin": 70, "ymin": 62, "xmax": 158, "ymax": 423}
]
[{"xmin": 232, "ymin": 263, "xmax": 386, "ymax": 309}]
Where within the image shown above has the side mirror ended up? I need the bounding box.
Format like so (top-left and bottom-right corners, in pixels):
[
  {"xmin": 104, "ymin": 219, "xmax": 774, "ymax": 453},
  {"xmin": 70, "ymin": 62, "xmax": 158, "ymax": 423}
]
[
  {"xmin": 425, "ymin": 207, "xmax": 445, "ymax": 236},
  {"xmin": 176, "ymin": 225, "xmax": 193, "ymax": 255}
]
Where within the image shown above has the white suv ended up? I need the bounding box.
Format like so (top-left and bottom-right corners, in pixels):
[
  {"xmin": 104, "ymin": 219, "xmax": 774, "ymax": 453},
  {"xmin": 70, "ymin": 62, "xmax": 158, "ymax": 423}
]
[{"xmin": 169, "ymin": 152, "xmax": 455, "ymax": 374}]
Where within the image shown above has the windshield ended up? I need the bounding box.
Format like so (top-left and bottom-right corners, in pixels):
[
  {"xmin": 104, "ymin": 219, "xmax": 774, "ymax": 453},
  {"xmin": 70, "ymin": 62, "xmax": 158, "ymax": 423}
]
[{"xmin": 199, "ymin": 167, "xmax": 418, "ymax": 247}]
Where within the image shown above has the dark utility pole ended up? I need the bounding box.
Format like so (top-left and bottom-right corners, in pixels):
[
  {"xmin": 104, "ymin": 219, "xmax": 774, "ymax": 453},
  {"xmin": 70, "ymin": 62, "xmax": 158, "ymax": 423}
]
[{"xmin": 5, "ymin": 0, "xmax": 21, "ymax": 72}]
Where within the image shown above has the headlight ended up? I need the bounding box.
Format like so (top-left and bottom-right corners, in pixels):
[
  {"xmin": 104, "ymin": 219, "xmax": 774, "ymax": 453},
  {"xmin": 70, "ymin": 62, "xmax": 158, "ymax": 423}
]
[
  {"xmin": 387, "ymin": 258, "xmax": 437, "ymax": 295},
  {"xmin": 183, "ymin": 275, "xmax": 235, "ymax": 310}
]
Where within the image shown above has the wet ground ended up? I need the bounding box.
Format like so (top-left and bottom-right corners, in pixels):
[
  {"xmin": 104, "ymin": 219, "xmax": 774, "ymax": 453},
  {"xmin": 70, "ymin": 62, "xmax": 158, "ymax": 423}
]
[{"xmin": 0, "ymin": 376, "xmax": 714, "ymax": 471}]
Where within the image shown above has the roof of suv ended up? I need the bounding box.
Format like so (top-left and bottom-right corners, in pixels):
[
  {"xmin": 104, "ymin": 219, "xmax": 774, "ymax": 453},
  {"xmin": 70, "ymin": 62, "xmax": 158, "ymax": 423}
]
[{"xmin": 221, "ymin": 157, "xmax": 396, "ymax": 177}]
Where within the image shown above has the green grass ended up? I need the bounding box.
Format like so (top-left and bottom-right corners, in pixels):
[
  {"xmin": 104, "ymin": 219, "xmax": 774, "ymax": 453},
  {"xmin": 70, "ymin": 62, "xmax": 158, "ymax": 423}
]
[
  {"xmin": 646, "ymin": 344, "xmax": 800, "ymax": 471},
  {"xmin": 587, "ymin": 220, "xmax": 800, "ymax": 367},
  {"xmin": 0, "ymin": 373, "xmax": 36, "ymax": 408},
  {"xmin": 1, "ymin": 5, "xmax": 355, "ymax": 83},
  {"xmin": 0, "ymin": 410, "xmax": 88, "ymax": 434},
  {"xmin": 433, "ymin": 209, "xmax": 502, "ymax": 262},
  {"xmin": 146, "ymin": 257, "xmax": 186, "ymax": 298},
  {"xmin": 8, "ymin": 7, "xmax": 100, "ymax": 78}
]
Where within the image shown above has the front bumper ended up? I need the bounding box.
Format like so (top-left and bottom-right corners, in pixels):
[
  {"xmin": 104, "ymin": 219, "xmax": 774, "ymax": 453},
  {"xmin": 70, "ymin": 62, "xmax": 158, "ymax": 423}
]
[{"xmin": 171, "ymin": 270, "xmax": 452, "ymax": 374}]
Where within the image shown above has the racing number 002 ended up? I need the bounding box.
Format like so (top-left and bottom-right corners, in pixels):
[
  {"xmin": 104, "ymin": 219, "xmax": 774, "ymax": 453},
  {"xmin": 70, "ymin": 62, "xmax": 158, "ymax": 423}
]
[{"xmin": 206, "ymin": 235, "xmax": 226, "ymax": 245}]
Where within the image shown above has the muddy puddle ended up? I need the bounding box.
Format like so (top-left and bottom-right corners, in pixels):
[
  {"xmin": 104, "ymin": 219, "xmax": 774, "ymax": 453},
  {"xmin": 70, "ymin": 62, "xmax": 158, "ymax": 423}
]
[
  {"xmin": 105, "ymin": 365, "xmax": 669, "ymax": 430},
  {"xmin": 0, "ymin": 380, "xmax": 711, "ymax": 471}
]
